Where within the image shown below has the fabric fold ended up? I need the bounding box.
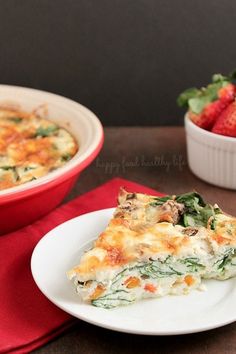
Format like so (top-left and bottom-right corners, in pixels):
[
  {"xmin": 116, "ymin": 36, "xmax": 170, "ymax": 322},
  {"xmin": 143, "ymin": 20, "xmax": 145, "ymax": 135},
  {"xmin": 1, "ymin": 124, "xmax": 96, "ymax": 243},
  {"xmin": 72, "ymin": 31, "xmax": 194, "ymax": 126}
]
[{"xmin": 0, "ymin": 178, "xmax": 162, "ymax": 354}]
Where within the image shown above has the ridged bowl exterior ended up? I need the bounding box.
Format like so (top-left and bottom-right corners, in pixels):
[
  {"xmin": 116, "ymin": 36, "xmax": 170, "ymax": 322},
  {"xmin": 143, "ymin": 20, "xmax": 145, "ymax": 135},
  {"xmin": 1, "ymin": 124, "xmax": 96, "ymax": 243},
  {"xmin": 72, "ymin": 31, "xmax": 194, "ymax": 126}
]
[{"xmin": 185, "ymin": 115, "xmax": 236, "ymax": 189}]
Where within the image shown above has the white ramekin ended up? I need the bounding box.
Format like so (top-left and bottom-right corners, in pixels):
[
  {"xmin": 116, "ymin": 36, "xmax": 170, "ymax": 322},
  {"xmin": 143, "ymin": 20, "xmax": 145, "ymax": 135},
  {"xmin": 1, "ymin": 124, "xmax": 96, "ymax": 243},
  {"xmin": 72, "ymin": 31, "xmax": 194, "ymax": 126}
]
[{"xmin": 185, "ymin": 114, "xmax": 236, "ymax": 189}]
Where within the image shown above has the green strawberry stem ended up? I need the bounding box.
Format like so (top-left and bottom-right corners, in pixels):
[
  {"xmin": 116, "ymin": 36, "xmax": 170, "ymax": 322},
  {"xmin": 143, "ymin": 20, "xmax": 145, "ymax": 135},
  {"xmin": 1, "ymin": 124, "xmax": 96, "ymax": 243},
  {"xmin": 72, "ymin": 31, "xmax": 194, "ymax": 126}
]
[{"xmin": 177, "ymin": 71, "xmax": 236, "ymax": 114}]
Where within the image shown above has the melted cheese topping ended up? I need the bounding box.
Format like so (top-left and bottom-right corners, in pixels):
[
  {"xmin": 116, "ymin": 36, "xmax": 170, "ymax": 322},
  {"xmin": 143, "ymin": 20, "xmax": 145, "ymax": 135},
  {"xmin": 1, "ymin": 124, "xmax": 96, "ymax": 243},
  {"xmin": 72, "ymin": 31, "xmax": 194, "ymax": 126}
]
[
  {"xmin": 0, "ymin": 108, "xmax": 78, "ymax": 190},
  {"xmin": 68, "ymin": 212, "xmax": 236, "ymax": 280}
]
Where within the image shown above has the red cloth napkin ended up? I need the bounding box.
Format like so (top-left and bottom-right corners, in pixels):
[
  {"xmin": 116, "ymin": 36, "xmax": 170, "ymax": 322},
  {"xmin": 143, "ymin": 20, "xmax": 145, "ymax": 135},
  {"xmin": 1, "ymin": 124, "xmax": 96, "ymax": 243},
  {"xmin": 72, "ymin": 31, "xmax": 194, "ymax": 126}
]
[{"xmin": 0, "ymin": 178, "xmax": 163, "ymax": 354}]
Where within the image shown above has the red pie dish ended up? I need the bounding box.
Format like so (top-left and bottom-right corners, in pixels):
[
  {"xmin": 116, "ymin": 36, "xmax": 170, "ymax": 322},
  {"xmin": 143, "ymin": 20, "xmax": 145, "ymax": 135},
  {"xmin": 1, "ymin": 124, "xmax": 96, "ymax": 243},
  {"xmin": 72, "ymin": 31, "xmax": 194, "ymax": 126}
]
[{"xmin": 0, "ymin": 85, "xmax": 103, "ymax": 234}]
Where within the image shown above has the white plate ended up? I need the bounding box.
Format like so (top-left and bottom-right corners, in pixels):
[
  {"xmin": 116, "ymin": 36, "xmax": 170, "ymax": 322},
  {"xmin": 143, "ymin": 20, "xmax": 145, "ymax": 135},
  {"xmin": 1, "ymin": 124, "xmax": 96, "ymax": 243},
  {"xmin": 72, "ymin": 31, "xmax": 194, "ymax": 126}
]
[{"xmin": 31, "ymin": 208, "xmax": 236, "ymax": 335}]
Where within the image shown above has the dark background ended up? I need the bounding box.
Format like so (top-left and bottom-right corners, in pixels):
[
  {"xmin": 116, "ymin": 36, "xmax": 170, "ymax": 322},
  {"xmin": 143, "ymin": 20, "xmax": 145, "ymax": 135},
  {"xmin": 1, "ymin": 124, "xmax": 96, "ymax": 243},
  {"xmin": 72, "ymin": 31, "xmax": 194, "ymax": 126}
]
[{"xmin": 0, "ymin": 0, "xmax": 235, "ymax": 126}]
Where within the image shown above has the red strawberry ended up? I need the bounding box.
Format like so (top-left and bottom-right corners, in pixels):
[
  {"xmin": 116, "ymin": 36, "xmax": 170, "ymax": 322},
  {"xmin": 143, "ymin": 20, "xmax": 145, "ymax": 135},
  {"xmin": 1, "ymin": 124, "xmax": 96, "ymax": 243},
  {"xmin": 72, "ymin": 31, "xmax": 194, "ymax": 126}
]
[
  {"xmin": 190, "ymin": 84, "xmax": 236, "ymax": 130},
  {"xmin": 190, "ymin": 100, "xmax": 225, "ymax": 130},
  {"xmin": 212, "ymin": 101, "xmax": 236, "ymax": 137},
  {"xmin": 218, "ymin": 83, "xmax": 236, "ymax": 105}
]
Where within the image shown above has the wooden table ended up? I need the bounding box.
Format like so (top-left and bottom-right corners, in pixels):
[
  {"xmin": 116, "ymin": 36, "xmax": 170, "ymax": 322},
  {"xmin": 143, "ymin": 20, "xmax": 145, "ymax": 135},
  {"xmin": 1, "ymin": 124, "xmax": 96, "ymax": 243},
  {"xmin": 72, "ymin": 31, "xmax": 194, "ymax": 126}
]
[{"xmin": 34, "ymin": 127, "xmax": 236, "ymax": 354}]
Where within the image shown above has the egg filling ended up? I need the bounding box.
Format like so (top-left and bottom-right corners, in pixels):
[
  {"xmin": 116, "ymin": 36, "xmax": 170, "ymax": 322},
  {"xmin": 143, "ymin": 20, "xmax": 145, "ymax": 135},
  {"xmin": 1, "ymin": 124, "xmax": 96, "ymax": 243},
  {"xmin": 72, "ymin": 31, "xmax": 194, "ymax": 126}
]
[{"xmin": 0, "ymin": 108, "xmax": 78, "ymax": 190}]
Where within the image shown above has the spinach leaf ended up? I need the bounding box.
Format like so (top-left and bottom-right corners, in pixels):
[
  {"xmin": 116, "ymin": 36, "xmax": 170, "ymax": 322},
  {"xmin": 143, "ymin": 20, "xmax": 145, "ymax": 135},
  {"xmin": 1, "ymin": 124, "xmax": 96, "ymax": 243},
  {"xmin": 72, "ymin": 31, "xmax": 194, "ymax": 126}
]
[
  {"xmin": 35, "ymin": 125, "xmax": 58, "ymax": 137},
  {"xmin": 149, "ymin": 191, "xmax": 222, "ymax": 228},
  {"xmin": 24, "ymin": 166, "xmax": 36, "ymax": 172},
  {"xmin": 150, "ymin": 192, "xmax": 205, "ymax": 211},
  {"xmin": 176, "ymin": 192, "xmax": 205, "ymax": 211},
  {"xmin": 8, "ymin": 117, "xmax": 23, "ymax": 123},
  {"xmin": 61, "ymin": 153, "xmax": 72, "ymax": 162},
  {"xmin": 0, "ymin": 166, "xmax": 15, "ymax": 170},
  {"xmin": 142, "ymin": 262, "xmax": 183, "ymax": 276},
  {"xmin": 111, "ymin": 269, "xmax": 128, "ymax": 286},
  {"xmin": 182, "ymin": 207, "xmax": 213, "ymax": 227},
  {"xmin": 214, "ymin": 249, "xmax": 235, "ymax": 272},
  {"xmin": 181, "ymin": 257, "xmax": 205, "ymax": 272},
  {"xmin": 140, "ymin": 266, "xmax": 174, "ymax": 278},
  {"xmin": 92, "ymin": 297, "xmax": 133, "ymax": 309},
  {"xmin": 92, "ymin": 290, "xmax": 133, "ymax": 309},
  {"xmin": 210, "ymin": 218, "xmax": 216, "ymax": 230},
  {"xmin": 176, "ymin": 192, "xmax": 221, "ymax": 228},
  {"xmin": 149, "ymin": 195, "xmax": 172, "ymax": 207},
  {"xmin": 0, "ymin": 166, "xmax": 20, "ymax": 182}
]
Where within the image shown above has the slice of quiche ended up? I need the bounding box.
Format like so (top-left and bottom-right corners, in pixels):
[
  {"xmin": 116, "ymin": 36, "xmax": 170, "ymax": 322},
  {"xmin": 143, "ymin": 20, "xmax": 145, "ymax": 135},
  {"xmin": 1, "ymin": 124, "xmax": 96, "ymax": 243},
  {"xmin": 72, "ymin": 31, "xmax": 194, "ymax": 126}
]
[{"xmin": 67, "ymin": 189, "xmax": 236, "ymax": 309}]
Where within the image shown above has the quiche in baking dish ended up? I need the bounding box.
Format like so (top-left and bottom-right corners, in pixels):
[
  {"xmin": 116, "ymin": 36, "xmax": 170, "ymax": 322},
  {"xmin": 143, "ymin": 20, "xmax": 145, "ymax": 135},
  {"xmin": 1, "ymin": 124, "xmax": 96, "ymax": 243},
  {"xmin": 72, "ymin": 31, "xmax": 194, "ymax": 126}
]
[
  {"xmin": 67, "ymin": 189, "xmax": 236, "ymax": 309},
  {"xmin": 0, "ymin": 108, "xmax": 78, "ymax": 190}
]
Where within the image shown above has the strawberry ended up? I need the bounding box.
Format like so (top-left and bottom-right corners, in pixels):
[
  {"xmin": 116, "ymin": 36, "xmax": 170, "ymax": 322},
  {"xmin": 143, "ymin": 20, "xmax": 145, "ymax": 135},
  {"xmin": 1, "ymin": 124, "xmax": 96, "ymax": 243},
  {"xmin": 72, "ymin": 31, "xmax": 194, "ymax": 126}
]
[
  {"xmin": 189, "ymin": 99, "xmax": 225, "ymax": 130},
  {"xmin": 177, "ymin": 71, "xmax": 236, "ymax": 132},
  {"xmin": 212, "ymin": 101, "xmax": 236, "ymax": 137},
  {"xmin": 218, "ymin": 83, "xmax": 236, "ymax": 105},
  {"xmin": 190, "ymin": 84, "xmax": 236, "ymax": 129}
]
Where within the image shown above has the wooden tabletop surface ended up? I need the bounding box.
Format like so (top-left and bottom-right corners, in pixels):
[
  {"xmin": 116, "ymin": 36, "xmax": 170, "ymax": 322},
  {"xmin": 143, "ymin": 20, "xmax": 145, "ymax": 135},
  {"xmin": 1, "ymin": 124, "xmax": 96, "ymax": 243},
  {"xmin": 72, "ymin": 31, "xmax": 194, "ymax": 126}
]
[{"xmin": 34, "ymin": 127, "xmax": 236, "ymax": 354}]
